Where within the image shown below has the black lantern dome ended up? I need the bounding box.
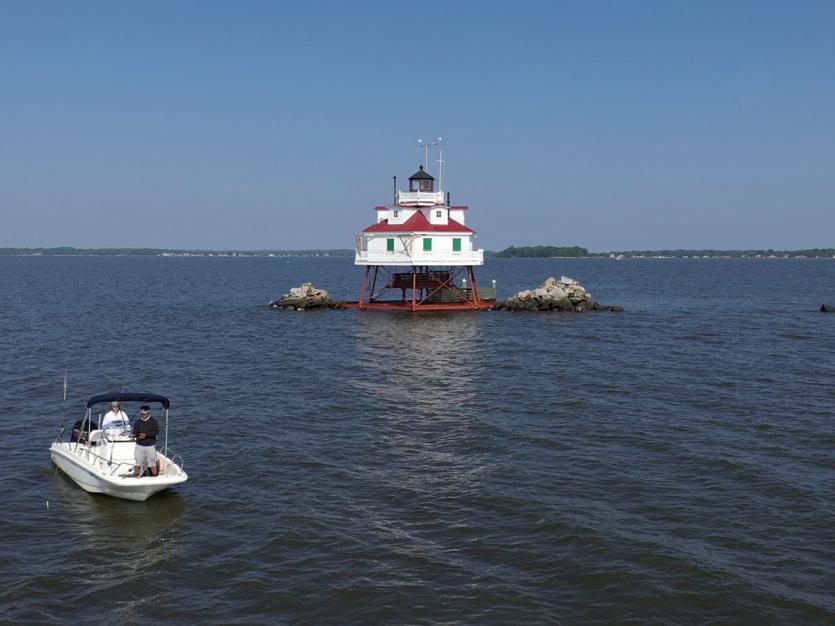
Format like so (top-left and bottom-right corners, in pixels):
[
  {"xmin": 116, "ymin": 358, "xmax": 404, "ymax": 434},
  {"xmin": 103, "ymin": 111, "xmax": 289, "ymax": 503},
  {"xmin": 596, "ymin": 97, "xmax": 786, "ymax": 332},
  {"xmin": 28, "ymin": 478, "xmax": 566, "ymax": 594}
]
[{"xmin": 408, "ymin": 165, "xmax": 434, "ymax": 192}]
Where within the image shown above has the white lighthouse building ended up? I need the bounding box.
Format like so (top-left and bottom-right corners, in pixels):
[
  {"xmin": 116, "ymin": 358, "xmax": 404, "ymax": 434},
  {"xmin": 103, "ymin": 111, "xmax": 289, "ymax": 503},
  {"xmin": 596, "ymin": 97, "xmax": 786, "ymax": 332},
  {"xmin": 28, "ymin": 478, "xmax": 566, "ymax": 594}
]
[{"xmin": 353, "ymin": 158, "xmax": 492, "ymax": 310}]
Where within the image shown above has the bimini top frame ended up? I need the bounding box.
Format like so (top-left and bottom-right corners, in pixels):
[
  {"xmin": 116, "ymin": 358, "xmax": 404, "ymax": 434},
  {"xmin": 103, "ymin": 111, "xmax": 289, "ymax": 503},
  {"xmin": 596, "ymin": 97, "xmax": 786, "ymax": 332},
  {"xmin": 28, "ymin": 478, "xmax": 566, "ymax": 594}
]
[{"xmin": 86, "ymin": 392, "xmax": 170, "ymax": 409}]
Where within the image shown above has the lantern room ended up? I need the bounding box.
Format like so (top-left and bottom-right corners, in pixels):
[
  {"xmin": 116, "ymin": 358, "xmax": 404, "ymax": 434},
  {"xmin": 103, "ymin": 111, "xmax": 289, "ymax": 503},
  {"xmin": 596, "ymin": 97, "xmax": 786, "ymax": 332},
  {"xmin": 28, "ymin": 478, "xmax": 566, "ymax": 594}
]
[{"xmin": 409, "ymin": 166, "xmax": 434, "ymax": 192}]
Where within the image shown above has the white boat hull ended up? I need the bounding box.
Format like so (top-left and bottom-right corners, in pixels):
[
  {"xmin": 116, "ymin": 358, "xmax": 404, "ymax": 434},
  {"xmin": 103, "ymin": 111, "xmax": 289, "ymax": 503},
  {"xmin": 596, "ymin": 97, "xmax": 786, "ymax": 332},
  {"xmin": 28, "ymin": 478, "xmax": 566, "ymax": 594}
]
[{"xmin": 50, "ymin": 442, "xmax": 188, "ymax": 502}]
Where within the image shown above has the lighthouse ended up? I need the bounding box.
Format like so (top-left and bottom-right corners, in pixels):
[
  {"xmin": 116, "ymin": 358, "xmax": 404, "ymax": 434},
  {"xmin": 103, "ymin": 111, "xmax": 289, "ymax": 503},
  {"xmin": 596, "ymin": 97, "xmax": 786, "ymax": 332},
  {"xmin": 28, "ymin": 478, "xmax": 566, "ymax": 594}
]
[{"xmin": 353, "ymin": 152, "xmax": 494, "ymax": 310}]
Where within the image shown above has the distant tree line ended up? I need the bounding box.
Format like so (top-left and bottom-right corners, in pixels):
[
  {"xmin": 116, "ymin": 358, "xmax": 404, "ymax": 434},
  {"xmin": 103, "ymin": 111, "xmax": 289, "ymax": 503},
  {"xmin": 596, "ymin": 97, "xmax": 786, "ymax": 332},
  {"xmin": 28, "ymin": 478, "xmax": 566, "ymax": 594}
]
[
  {"xmin": 606, "ymin": 248, "xmax": 835, "ymax": 258},
  {"xmin": 494, "ymin": 246, "xmax": 835, "ymax": 258},
  {"xmin": 496, "ymin": 246, "xmax": 591, "ymax": 258},
  {"xmin": 0, "ymin": 247, "xmax": 163, "ymax": 256}
]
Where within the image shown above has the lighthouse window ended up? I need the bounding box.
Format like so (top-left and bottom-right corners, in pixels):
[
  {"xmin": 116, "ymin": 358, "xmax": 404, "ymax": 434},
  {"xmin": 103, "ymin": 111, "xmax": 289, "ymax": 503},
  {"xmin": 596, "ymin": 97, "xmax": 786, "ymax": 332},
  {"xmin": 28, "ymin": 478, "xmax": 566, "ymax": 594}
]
[
  {"xmin": 420, "ymin": 180, "xmax": 432, "ymax": 191},
  {"xmin": 435, "ymin": 210, "xmax": 442, "ymax": 218},
  {"xmin": 393, "ymin": 210, "xmax": 399, "ymax": 218},
  {"xmin": 386, "ymin": 238, "xmax": 394, "ymax": 252},
  {"xmin": 423, "ymin": 238, "xmax": 432, "ymax": 252},
  {"xmin": 453, "ymin": 238, "xmax": 461, "ymax": 252}
]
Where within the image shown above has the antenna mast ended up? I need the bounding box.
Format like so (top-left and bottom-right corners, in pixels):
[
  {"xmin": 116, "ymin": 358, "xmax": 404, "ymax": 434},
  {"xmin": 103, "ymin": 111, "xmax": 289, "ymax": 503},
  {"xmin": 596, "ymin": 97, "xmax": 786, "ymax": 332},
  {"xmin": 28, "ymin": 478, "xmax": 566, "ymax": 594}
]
[{"xmin": 436, "ymin": 150, "xmax": 446, "ymax": 194}]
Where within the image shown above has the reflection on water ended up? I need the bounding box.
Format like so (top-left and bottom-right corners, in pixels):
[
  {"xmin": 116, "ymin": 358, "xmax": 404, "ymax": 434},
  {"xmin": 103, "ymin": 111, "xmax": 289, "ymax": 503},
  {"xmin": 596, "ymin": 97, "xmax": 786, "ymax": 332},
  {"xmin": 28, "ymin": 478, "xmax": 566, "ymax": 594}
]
[
  {"xmin": 350, "ymin": 311, "xmax": 483, "ymax": 412},
  {"xmin": 52, "ymin": 471, "xmax": 186, "ymax": 577},
  {"xmin": 55, "ymin": 474, "xmax": 186, "ymax": 539},
  {"xmin": 347, "ymin": 312, "xmax": 497, "ymax": 500}
]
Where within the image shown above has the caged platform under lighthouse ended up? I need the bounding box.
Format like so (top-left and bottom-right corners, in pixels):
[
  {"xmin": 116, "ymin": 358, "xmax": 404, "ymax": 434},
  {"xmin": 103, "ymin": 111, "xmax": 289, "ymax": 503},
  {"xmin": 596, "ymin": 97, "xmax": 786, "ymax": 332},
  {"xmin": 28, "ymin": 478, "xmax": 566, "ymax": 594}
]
[{"xmin": 350, "ymin": 150, "xmax": 496, "ymax": 311}]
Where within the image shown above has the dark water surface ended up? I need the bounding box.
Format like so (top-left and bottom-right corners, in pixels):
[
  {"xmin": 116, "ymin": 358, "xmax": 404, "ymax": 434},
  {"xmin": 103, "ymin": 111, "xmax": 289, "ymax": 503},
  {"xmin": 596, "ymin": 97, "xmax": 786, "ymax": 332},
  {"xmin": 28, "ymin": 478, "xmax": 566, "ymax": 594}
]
[{"xmin": 1, "ymin": 256, "xmax": 834, "ymax": 624}]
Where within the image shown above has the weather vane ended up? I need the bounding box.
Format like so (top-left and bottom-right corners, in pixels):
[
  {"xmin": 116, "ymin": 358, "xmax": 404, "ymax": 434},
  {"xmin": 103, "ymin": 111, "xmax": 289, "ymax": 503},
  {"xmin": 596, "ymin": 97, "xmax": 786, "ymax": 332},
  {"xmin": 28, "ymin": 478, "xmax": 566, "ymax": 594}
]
[{"xmin": 416, "ymin": 137, "xmax": 442, "ymax": 173}]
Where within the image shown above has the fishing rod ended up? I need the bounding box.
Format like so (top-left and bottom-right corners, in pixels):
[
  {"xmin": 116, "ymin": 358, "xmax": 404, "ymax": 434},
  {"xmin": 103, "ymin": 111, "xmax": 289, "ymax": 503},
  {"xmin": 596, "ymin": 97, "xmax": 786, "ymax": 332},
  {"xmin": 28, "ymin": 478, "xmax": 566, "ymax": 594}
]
[
  {"xmin": 48, "ymin": 363, "xmax": 69, "ymax": 511},
  {"xmin": 56, "ymin": 363, "xmax": 68, "ymax": 442}
]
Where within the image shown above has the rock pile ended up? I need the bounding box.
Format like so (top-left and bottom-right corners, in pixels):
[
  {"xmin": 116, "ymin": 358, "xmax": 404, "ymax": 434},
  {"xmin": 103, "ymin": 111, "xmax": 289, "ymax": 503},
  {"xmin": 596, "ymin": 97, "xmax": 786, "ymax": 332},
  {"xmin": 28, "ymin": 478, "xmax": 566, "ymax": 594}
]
[
  {"xmin": 497, "ymin": 276, "xmax": 623, "ymax": 312},
  {"xmin": 821, "ymin": 304, "xmax": 835, "ymax": 313},
  {"xmin": 269, "ymin": 282, "xmax": 343, "ymax": 310}
]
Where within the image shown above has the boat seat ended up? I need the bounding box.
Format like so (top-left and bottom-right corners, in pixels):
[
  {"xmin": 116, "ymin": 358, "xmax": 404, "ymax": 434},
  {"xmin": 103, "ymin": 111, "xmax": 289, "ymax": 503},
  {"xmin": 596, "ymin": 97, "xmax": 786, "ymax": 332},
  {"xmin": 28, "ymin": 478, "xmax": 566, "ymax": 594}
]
[
  {"xmin": 70, "ymin": 418, "xmax": 100, "ymax": 443},
  {"xmin": 88, "ymin": 429, "xmax": 103, "ymax": 445}
]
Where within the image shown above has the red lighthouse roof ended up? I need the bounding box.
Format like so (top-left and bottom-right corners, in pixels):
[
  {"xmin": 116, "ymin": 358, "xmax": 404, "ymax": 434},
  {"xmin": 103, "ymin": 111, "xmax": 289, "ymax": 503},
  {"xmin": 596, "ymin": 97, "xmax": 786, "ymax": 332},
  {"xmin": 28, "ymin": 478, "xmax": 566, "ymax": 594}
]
[{"xmin": 363, "ymin": 210, "xmax": 474, "ymax": 233}]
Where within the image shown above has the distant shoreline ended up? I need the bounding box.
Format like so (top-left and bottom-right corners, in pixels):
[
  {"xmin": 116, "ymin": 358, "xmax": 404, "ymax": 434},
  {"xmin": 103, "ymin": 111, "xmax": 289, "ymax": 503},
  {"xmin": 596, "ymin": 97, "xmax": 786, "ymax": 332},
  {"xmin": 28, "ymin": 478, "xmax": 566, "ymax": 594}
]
[
  {"xmin": 1, "ymin": 246, "xmax": 834, "ymax": 259},
  {"xmin": 494, "ymin": 245, "xmax": 835, "ymax": 259},
  {"xmin": 0, "ymin": 247, "xmax": 355, "ymax": 258}
]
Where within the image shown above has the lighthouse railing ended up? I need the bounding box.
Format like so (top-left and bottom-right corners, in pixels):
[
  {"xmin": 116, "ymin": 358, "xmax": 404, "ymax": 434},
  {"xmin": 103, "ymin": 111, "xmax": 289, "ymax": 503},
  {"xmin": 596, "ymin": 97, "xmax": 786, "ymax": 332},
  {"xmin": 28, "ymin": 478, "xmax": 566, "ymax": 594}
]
[
  {"xmin": 355, "ymin": 249, "xmax": 484, "ymax": 265},
  {"xmin": 396, "ymin": 190, "xmax": 445, "ymax": 206}
]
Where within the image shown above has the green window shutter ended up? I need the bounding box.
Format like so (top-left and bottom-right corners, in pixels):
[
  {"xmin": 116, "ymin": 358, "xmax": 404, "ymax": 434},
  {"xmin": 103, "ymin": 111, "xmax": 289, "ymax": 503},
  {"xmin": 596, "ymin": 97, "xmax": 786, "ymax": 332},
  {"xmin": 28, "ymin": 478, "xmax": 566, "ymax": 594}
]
[
  {"xmin": 423, "ymin": 238, "xmax": 432, "ymax": 251},
  {"xmin": 452, "ymin": 238, "xmax": 461, "ymax": 252},
  {"xmin": 386, "ymin": 238, "xmax": 394, "ymax": 252}
]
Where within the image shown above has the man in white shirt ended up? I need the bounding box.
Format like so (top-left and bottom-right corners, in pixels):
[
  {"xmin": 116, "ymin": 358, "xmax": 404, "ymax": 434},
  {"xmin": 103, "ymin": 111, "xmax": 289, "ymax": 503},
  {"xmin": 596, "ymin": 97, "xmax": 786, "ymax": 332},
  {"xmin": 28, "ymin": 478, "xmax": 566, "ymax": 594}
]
[{"xmin": 101, "ymin": 400, "xmax": 130, "ymax": 436}]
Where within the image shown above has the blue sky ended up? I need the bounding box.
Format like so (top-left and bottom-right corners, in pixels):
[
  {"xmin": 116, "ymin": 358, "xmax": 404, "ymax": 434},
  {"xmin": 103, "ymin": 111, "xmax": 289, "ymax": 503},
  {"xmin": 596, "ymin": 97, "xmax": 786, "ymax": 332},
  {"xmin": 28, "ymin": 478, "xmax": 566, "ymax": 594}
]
[{"xmin": 1, "ymin": 1, "xmax": 833, "ymax": 250}]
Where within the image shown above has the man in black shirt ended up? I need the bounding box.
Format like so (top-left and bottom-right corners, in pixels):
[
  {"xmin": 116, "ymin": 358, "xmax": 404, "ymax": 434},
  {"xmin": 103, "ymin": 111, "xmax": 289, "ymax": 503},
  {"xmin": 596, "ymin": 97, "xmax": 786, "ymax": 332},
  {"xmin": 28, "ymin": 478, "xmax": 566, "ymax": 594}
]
[{"xmin": 132, "ymin": 405, "xmax": 161, "ymax": 477}]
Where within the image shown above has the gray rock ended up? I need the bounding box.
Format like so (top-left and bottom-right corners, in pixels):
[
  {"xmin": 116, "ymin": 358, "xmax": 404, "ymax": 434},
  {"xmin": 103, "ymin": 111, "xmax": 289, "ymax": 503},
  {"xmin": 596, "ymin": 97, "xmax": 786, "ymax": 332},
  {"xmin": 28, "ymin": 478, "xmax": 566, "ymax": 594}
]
[
  {"xmin": 589, "ymin": 302, "xmax": 624, "ymax": 312},
  {"xmin": 270, "ymin": 282, "xmax": 343, "ymax": 310},
  {"xmin": 547, "ymin": 285, "xmax": 567, "ymax": 299},
  {"xmin": 497, "ymin": 275, "xmax": 621, "ymax": 312}
]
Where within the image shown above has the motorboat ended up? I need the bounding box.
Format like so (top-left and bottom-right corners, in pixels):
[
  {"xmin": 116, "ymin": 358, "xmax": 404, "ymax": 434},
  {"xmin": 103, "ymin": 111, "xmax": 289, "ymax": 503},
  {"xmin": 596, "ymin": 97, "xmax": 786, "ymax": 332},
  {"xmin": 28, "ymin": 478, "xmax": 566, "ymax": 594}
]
[{"xmin": 50, "ymin": 392, "xmax": 188, "ymax": 501}]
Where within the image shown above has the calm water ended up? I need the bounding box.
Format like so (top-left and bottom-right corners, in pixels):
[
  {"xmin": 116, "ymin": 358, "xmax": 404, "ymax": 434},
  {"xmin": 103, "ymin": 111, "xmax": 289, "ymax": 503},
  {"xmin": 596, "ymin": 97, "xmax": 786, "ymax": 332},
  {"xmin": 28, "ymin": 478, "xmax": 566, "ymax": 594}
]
[{"xmin": 1, "ymin": 256, "xmax": 834, "ymax": 624}]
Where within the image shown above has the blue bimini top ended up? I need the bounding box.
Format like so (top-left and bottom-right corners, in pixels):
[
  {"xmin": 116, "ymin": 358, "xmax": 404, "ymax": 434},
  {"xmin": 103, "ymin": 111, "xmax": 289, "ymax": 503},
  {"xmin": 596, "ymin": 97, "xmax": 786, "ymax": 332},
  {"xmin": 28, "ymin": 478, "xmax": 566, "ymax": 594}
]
[{"xmin": 86, "ymin": 392, "xmax": 170, "ymax": 409}]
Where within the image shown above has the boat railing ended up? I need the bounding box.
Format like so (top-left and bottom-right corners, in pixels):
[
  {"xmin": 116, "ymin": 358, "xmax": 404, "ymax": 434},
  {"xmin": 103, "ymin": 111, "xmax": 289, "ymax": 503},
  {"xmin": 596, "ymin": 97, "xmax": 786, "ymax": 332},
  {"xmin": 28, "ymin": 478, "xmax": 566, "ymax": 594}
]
[
  {"xmin": 97, "ymin": 449, "xmax": 184, "ymax": 476},
  {"xmin": 164, "ymin": 448, "xmax": 185, "ymax": 474},
  {"xmin": 66, "ymin": 437, "xmax": 185, "ymax": 476},
  {"xmin": 108, "ymin": 461, "xmax": 135, "ymax": 476},
  {"xmin": 72, "ymin": 445, "xmax": 125, "ymax": 471}
]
